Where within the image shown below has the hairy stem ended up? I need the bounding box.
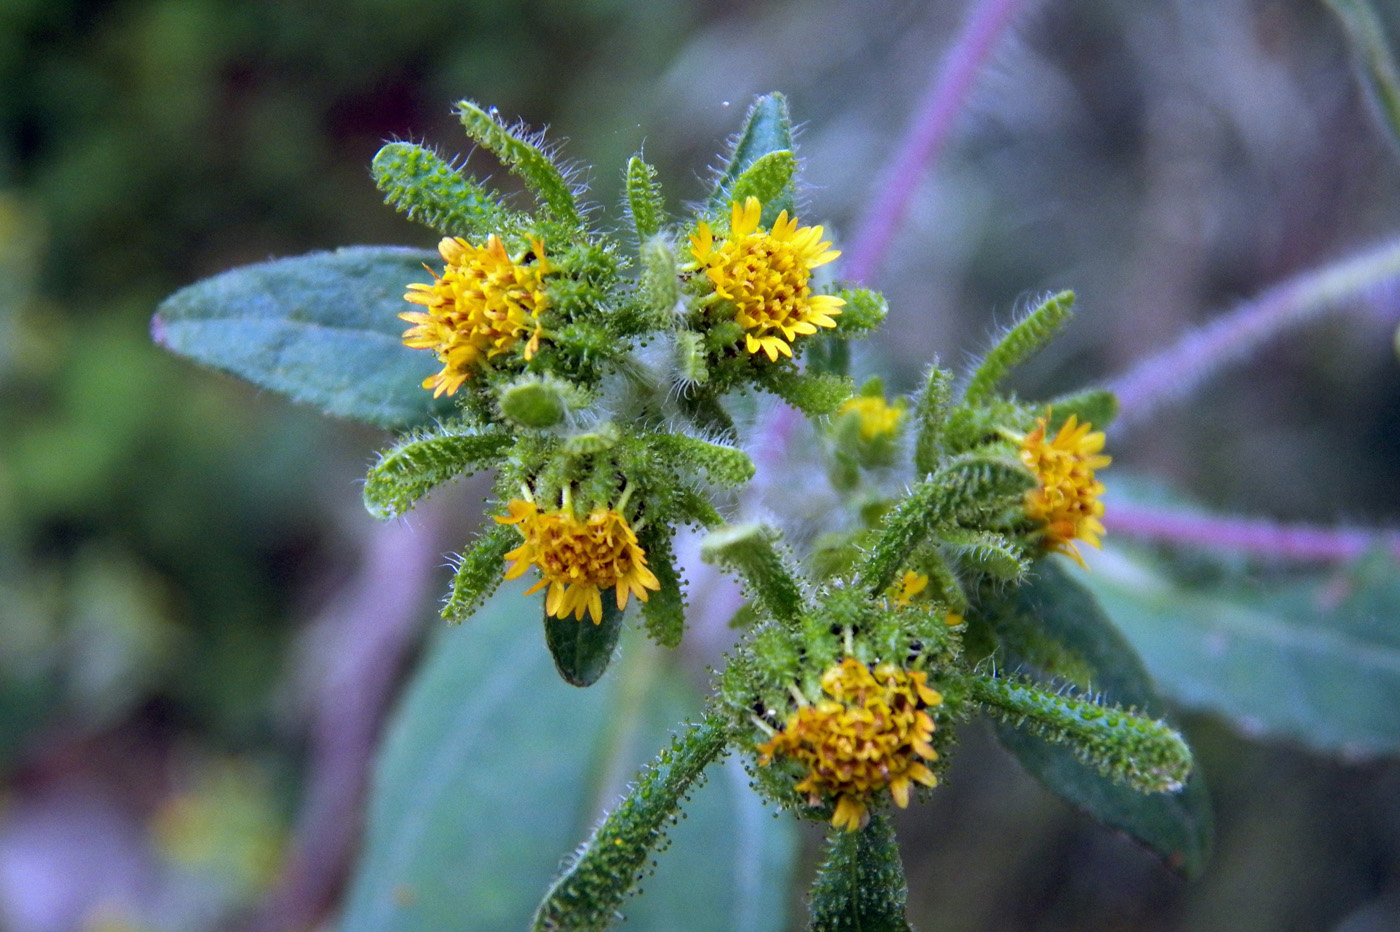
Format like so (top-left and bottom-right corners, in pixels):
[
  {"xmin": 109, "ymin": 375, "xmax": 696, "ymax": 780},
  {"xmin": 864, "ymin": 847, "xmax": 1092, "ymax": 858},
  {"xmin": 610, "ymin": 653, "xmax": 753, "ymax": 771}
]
[
  {"xmin": 844, "ymin": 0, "xmax": 1034, "ymax": 284},
  {"xmin": 1108, "ymin": 236, "xmax": 1400, "ymax": 434},
  {"xmin": 1106, "ymin": 501, "xmax": 1400, "ymax": 562}
]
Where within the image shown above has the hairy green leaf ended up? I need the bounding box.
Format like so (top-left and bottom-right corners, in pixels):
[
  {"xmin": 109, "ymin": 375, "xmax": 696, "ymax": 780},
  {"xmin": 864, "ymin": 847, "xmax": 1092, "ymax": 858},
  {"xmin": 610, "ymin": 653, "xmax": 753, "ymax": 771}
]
[
  {"xmin": 364, "ymin": 426, "xmax": 513, "ymax": 519},
  {"xmin": 758, "ymin": 367, "xmax": 854, "ymax": 416},
  {"xmin": 963, "ymin": 290, "xmax": 1075, "ymax": 404},
  {"xmin": 808, "ymin": 815, "xmax": 913, "ymax": 932},
  {"xmin": 371, "ymin": 142, "xmax": 516, "ymax": 239},
  {"xmin": 989, "ymin": 562, "xmax": 1213, "ymax": 877},
  {"xmin": 151, "ymin": 247, "xmax": 455, "ymax": 429},
  {"xmin": 709, "ymin": 93, "xmax": 794, "ymax": 216},
  {"xmin": 701, "ymin": 523, "xmax": 806, "ymax": 626},
  {"xmin": 638, "ymin": 524, "xmax": 685, "ymax": 648},
  {"xmin": 626, "ymin": 155, "xmax": 666, "ymax": 241},
  {"xmin": 441, "ymin": 523, "xmax": 516, "ymax": 623},
  {"xmin": 456, "ymin": 101, "xmax": 581, "ymax": 226},
  {"xmin": 727, "ymin": 150, "xmax": 798, "ymax": 226},
  {"xmin": 544, "ymin": 597, "xmax": 626, "ymax": 687},
  {"xmin": 1084, "ymin": 545, "xmax": 1400, "ymax": 757},
  {"xmin": 647, "ymin": 432, "xmax": 755, "ymax": 488},
  {"xmin": 338, "ymin": 599, "xmax": 795, "ymax": 932}
]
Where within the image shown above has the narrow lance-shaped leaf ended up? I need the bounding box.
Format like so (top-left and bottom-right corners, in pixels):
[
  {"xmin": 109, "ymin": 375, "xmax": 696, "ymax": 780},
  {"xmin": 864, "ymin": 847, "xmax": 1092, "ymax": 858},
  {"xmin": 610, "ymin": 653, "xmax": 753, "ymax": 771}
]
[
  {"xmin": 626, "ymin": 155, "xmax": 666, "ymax": 241},
  {"xmin": 151, "ymin": 247, "xmax": 454, "ymax": 429},
  {"xmin": 647, "ymin": 432, "xmax": 755, "ymax": 488},
  {"xmin": 758, "ymin": 367, "xmax": 854, "ymax": 417},
  {"xmin": 912, "ymin": 363, "xmax": 953, "ymax": 476},
  {"xmin": 859, "ymin": 455, "xmax": 1034, "ymax": 596},
  {"xmin": 988, "ymin": 562, "xmax": 1214, "ymax": 877},
  {"xmin": 531, "ymin": 717, "xmax": 728, "ymax": 932},
  {"xmin": 963, "ymin": 290, "xmax": 1075, "ymax": 404},
  {"xmin": 808, "ymin": 814, "xmax": 913, "ymax": 932},
  {"xmin": 700, "ymin": 523, "xmax": 806, "ymax": 627},
  {"xmin": 364, "ymin": 426, "xmax": 514, "ymax": 519},
  {"xmin": 637, "ymin": 524, "xmax": 686, "ymax": 649},
  {"xmin": 709, "ymin": 93, "xmax": 793, "ymax": 215},
  {"xmin": 1045, "ymin": 386, "xmax": 1118, "ymax": 433},
  {"xmin": 371, "ymin": 142, "xmax": 517, "ymax": 240},
  {"xmin": 727, "ymin": 150, "xmax": 798, "ymax": 226},
  {"xmin": 969, "ymin": 673, "xmax": 1192, "ymax": 794},
  {"xmin": 456, "ymin": 101, "xmax": 582, "ymax": 226},
  {"xmin": 442, "ymin": 523, "xmax": 517, "ymax": 623},
  {"xmin": 937, "ymin": 527, "xmax": 1029, "ymax": 583}
]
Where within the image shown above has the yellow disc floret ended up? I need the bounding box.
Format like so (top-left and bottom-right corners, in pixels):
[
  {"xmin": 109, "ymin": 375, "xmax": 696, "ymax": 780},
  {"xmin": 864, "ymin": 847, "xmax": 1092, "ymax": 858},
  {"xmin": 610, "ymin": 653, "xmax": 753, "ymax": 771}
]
[
  {"xmin": 757, "ymin": 657, "xmax": 942, "ymax": 832},
  {"xmin": 496, "ymin": 495, "xmax": 661, "ymax": 625},
  {"xmin": 690, "ymin": 196, "xmax": 844, "ymax": 362},
  {"xmin": 401, "ymin": 235, "xmax": 549, "ymax": 397},
  {"xmin": 1019, "ymin": 414, "xmax": 1111, "ymax": 565}
]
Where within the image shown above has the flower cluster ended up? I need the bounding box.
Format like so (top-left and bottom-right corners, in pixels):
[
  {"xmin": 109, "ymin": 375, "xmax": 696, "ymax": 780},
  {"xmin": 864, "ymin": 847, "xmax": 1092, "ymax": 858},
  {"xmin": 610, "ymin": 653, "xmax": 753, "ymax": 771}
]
[
  {"xmin": 757, "ymin": 657, "xmax": 943, "ymax": 831},
  {"xmin": 1019, "ymin": 413, "xmax": 1111, "ymax": 564}
]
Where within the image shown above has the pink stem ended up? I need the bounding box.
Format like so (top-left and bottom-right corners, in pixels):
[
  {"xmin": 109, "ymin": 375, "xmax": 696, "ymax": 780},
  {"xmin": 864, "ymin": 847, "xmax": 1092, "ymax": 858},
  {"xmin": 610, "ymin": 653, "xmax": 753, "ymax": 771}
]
[
  {"xmin": 1106, "ymin": 501, "xmax": 1400, "ymax": 562},
  {"xmin": 1107, "ymin": 236, "xmax": 1400, "ymax": 434},
  {"xmin": 844, "ymin": 0, "xmax": 1033, "ymax": 285}
]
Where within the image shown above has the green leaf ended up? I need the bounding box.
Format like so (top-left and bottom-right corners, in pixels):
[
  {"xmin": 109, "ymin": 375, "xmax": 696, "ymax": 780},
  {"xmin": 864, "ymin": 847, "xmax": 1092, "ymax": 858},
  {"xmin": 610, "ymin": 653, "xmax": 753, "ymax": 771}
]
[
  {"xmin": 832, "ymin": 287, "xmax": 888, "ymax": 338},
  {"xmin": 626, "ymin": 155, "xmax": 666, "ymax": 241},
  {"xmin": 807, "ymin": 815, "xmax": 912, "ymax": 932},
  {"xmin": 912, "ymin": 364, "xmax": 953, "ymax": 477},
  {"xmin": 860, "ymin": 456, "xmax": 1033, "ymax": 596},
  {"xmin": 758, "ymin": 367, "xmax": 854, "ymax": 417},
  {"xmin": 989, "ymin": 561, "xmax": 1213, "ymax": 877},
  {"xmin": 647, "ymin": 432, "xmax": 755, "ymax": 488},
  {"xmin": 1083, "ymin": 545, "xmax": 1400, "ymax": 758},
  {"xmin": 531, "ymin": 718, "xmax": 727, "ymax": 932},
  {"xmin": 709, "ymin": 93, "xmax": 794, "ymax": 216},
  {"xmin": 1323, "ymin": 0, "xmax": 1400, "ymax": 152},
  {"xmin": 1045, "ymin": 387, "xmax": 1118, "ymax": 432},
  {"xmin": 543, "ymin": 597, "xmax": 626, "ymax": 687},
  {"xmin": 363, "ymin": 426, "xmax": 513, "ymax": 520},
  {"xmin": 441, "ymin": 523, "xmax": 516, "ymax": 623},
  {"xmin": 637, "ymin": 524, "xmax": 685, "ymax": 648},
  {"xmin": 371, "ymin": 142, "xmax": 516, "ymax": 239},
  {"xmin": 727, "ymin": 150, "xmax": 798, "ymax": 226},
  {"xmin": 963, "ymin": 290, "xmax": 1075, "ymax": 405},
  {"xmin": 151, "ymin": 247, "xmax": 454, "ymax": 429},
  {"xmin": 701, "ymin": 523, "xmax": 807, "ymax": 627},
  {"xmin": 337, "ymin": 597, "xmax": 796, "ymax": 932},
  {"xmin": 456, "ymin": 101, "xmax": 581, "ymax": 226}
]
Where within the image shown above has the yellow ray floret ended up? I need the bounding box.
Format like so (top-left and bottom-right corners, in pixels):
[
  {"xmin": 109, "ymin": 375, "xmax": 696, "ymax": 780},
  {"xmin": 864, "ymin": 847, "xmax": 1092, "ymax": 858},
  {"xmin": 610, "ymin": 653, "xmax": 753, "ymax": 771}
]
[
  {"xmin": 1019, "ymin": 413, "xmax": 1111, "ymax": 566},
  {"xmin": 400, "ymin": 235, "xmax": 549, "ymax": 397},
  {"xmin": 496, "ymin": 496, "xmax": 661, "ymax": 625},
  {"xmin": 757, "ymin": 657, "xmax": 942, "ymax": 832},
  {"xmin": 690, "ymin": 196, "xmax": 844, "ymax": 362}
]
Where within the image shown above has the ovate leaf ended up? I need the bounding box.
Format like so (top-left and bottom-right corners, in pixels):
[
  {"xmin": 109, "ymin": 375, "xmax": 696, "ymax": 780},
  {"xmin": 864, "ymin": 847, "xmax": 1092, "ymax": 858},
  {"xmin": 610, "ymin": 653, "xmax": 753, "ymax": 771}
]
[
  {"xmin": 337, "ymin": 595, "xmax": 796, "ymax": 932},
  {"xmin": 709, "ymin": 93, "xmax": 794, "ymax": 217},
  {"xmin": 152, "ymin": 247, "xmax": 453, "ymax": 429},
  {"xmin": 1084, "ymin": 545, "xmax": 1400, "ymax": 758},
  {"xmin": 544, "ymin": 597, "xmax": 626, "ymax": 687}
]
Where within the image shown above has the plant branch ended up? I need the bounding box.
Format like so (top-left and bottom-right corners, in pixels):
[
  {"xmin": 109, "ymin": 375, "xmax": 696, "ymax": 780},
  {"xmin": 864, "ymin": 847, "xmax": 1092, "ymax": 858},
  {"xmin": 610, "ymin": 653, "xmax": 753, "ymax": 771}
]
[
  {"xmin": 1105, "ymin": 501, "xmax": 1400, "ymax": 562},
  {"xmin": 1107, "ymin": 236, "xmax": 1400, "ymax": 434},
  {"xmin": 844, "ymin": 0, "xmax": 1034, "ymax": 285}
]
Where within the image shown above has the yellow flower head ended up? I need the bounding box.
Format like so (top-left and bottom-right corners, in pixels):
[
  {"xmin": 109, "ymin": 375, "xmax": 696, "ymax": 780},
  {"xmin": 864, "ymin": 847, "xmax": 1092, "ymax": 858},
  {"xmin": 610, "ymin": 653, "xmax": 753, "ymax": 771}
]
[
  {"xmin": 401, "ymin": 235, "xmax": 549, "ymax": 397},
  {"xmin": 757, "ymin": 657, "xmax": 942, "ymax": 832},
  {"xmin": 496, "ymin": 496, "xmax": 661, "ymax": 624},
  {"xmin": 839, "ymin": 394, "xmax": 905, "ymax": 441},
  {"xmin": 890, "ymin": 570, "xmax": 929, "ymax": 608},
  {"xmin": 689, "ymin": 196, "xmax": 844, "ymax": 362},
  {"xmin": 1019, "ymin": 414, "xmax": 1111, "ymax": 565}
]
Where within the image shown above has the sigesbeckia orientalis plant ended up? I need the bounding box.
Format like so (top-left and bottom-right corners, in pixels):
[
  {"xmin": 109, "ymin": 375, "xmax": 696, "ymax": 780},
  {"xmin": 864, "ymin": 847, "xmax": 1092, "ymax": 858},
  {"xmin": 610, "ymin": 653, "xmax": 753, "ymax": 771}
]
[{"xmin": 152, "ymin": 94, "xmax": 1207, "ymax": 930}]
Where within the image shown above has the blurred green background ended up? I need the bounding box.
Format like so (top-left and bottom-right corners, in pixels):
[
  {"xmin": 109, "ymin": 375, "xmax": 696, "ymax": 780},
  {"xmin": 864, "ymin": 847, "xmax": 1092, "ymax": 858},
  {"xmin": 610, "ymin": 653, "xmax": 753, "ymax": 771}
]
[{"xmin": 3, "ymin": 1, "xmax": 1400, "ymax": 930}]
